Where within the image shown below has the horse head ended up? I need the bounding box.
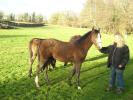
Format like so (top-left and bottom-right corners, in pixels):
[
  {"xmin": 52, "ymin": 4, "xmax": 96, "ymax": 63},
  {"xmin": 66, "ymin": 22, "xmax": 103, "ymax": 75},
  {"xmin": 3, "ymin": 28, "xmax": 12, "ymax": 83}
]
[{"xmin": 91, "ymin": 27, "xmax": 102, "ymax": 49}]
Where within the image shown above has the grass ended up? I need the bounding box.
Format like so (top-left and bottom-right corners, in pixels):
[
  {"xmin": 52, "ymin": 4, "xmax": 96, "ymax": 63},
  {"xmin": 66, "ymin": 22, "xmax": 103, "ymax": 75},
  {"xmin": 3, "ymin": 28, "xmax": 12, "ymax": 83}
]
[{"xmin": 0, "ymin": 25, "xmax": 133, "ymax": 100}]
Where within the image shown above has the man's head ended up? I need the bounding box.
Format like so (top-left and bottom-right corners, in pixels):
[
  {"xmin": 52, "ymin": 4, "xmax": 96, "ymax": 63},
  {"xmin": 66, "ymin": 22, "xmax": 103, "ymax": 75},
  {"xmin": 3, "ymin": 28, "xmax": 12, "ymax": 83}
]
[{"xmin": 114, "ymin": 33, "xmax": 125, "ymax": 47}]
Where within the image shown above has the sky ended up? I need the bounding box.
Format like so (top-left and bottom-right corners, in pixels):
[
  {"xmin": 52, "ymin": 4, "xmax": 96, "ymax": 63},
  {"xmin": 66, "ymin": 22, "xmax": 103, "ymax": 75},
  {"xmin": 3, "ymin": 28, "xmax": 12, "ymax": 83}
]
[{"xmin": 0, "ymin": 0, "xmax": 86, "ymax": 18}]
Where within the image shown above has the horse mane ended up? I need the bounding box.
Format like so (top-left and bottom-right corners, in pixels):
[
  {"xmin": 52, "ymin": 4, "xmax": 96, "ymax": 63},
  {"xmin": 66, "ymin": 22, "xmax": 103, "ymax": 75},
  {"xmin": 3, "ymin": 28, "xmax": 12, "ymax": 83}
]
[{"xmin": 74, "ymin": 31, "xmax": 92, "ymax": 44}]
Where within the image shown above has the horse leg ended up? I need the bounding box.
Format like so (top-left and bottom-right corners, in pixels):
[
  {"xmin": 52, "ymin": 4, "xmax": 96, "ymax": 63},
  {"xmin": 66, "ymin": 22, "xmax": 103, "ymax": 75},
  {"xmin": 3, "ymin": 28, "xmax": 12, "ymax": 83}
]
[
  {"xmin": 28, "ymin": 55, "xmax": 36, "ymax": 77},
  {"xmin": 35, "ymin": 64, "xmax": 40, "ymax": 88},
  {"xmin": 49, "ymin": 57, "xmax": 56, "ymax": 70},
  {"xmin": 41, "ymin": 60, "xmax": 50, "ymax": 85},
  {"xmin": 52, "ymin": 58, "xmax": 56, "ymax": 69},
  {"xmin": 75, "ymin": 63, "xmax": 81, "ymax": 90},
  {"xmin": 45, "ymin": 66, "xmax": 50, "ymax": 85},
  {"xmin": 35, "ymin": 61, "xmax": 45, "ymax": 88},
  {"xmin": 46, "ymin": 59, "xmax": 52, "ymax": 71},
  {"xmin": 64, "ymin": 62, "xmax": 68, "ymax": 66},
  {"xmin": 68, "ymin": 64, "xmax": 76, "ymax": 85}
]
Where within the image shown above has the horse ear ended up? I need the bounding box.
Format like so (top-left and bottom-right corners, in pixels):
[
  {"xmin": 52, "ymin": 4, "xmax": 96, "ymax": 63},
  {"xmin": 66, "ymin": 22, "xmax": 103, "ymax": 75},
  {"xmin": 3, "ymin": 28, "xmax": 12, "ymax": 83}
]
[
  {"xmin": 98, "ymin": 28, "xmax": 100, "ymax": 32},
  {"xmin": 92, "ymin": 26, "xmax": 94, "ymax": 31}
]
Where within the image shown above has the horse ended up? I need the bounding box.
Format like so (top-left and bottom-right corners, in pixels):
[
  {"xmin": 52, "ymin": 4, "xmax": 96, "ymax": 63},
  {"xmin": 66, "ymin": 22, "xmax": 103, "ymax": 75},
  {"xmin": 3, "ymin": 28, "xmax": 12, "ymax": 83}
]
[
  {"xmin": 64, "ymin": 35, "xmax": 81, "ymax": 66},
  {"xmin": 28, "ymin": 35, "xmax": 81, "ymax": 77},
  {"xmin": 34, "ymin": 27, "xmax": 102, "ymax": 89}
]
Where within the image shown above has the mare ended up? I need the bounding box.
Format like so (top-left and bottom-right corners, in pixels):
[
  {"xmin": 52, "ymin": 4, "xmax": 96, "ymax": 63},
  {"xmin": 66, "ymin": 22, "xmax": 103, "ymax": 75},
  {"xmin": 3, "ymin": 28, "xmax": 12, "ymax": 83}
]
[{"xmin": 33, "ymin": 27, "xmax": 102, "ymax": 89}]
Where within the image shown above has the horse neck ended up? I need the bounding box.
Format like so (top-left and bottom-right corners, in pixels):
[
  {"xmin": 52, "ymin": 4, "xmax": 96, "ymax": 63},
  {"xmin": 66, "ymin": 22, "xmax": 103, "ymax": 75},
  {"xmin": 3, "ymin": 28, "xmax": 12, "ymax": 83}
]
[
  {"xmin": 79, "ymin": 34, "xmax": 93, "ymax": 53},
  {"xmin": 84, "ymin": 36, "xmax": 93, "ymax": 51}
]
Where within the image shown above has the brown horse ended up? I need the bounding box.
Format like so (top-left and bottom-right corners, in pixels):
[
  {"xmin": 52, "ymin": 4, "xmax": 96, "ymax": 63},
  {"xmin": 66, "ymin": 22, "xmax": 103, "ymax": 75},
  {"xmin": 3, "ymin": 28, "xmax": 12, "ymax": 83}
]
[
  {"xmin": 28, "ymin": 35, "xmax": 81, "ymax": 77},
  {"xmin": 34, "ymin": 27, "xmax": 102, "ymax": 89},
  {"xmin": 64, "ymin": 35, "xmax": 81, "ymax": 66}
]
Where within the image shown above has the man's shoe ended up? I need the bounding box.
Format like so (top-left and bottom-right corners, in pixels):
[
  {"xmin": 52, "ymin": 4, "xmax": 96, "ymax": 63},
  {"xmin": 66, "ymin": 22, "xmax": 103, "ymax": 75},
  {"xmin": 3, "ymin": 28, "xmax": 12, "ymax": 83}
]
[
  {"xmin": 116, "ymin": 88, "xmax": 124, "ymax": 94},
  {"xmin": 105, "ymin": 86, "xmax": 113, "ymax": 92}
]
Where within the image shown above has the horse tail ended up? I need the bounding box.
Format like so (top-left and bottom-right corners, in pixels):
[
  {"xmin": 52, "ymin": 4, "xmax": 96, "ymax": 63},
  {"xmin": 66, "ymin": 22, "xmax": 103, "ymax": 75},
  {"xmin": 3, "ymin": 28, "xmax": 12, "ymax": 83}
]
[
  {"xmin": 28, "ymin": 38, "xmax": 39, "ymax": 77},
  {"xmin": 36, "ymin": 40, "xmax": 56, "ymax": 71},
  {"xmin": 29, "ymin": 39, "xmax": 33, "ymax": 62}
]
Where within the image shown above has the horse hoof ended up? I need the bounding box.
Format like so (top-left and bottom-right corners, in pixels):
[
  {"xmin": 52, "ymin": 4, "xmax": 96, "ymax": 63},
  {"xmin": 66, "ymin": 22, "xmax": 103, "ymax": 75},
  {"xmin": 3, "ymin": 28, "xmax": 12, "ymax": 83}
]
[
  {"xmin": 36, "ymin": 85, "xmax": 40, "ymax": 89},
  {"xmin": 78, "ymin": 86, "xmax": 81, "ymax": 90}
]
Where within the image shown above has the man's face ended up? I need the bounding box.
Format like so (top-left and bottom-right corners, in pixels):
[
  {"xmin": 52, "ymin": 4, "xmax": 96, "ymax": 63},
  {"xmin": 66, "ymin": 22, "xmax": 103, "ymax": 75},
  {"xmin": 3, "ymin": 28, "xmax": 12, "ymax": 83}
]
[{"xmin": 114, "ymin": 35, "xmax": 120, "ymax": 43}]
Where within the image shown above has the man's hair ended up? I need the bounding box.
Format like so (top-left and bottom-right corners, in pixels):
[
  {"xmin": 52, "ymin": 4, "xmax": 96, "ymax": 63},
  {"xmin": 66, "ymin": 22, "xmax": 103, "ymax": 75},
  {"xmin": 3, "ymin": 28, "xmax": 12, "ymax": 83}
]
[{"xmin": 114, "ymin": 32, "xmax": 125, "ymax": 47}]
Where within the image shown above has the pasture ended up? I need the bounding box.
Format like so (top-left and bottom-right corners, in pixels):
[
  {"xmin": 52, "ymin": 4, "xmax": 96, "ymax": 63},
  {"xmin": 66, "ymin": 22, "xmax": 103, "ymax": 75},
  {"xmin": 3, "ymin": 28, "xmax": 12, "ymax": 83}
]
[{"xmin": 0, "ymin": 25, "xmax": 133, "ymax": 100}]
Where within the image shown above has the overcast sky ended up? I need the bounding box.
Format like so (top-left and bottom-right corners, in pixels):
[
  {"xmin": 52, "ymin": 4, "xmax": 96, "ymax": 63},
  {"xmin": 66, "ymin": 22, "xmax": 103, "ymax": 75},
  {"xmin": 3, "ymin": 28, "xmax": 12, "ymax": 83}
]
[{"xmin": 0, "ymin": 0, "xmax": 86, "ymax": 18}]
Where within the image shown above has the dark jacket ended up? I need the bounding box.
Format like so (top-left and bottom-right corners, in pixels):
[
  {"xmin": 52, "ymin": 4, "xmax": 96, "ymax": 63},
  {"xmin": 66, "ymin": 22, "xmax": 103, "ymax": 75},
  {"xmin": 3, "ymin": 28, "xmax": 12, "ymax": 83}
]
[{"xmin": 100, "ymin": 43, "xmax": 129, "ymax": 70}]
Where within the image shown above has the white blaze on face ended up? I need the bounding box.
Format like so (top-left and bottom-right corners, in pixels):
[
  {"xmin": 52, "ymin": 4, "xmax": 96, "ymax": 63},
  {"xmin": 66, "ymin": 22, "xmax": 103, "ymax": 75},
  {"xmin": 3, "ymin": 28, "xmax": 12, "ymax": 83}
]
[{"xmin": 97, "ymin": 33, "xmax": 102, "ymax": 49}]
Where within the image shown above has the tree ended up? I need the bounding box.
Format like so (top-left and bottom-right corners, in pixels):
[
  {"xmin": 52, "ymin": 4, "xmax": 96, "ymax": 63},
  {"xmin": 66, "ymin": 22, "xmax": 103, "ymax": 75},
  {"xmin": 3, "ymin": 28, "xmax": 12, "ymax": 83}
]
[
  {"xmin": 49, "ymin": 11, "xmax": 79, "ymax": 27},
  {"xmin": 36, "ymin": 14, "xmax": 43, "ymax": 23},
  {"xmin": 23, "ymin": 13, "xmax": 29, "ymax": 22},
  {"xmin": 0, "ymin": 11, "xmax": 4, "ymax": 20},
  {"xmin": 17, "ymin": 13, "xmax": 29, "ymax": 22},
  {"xmin": 31, "ymin": 12, "xmax": 36, "ymax": 23},
  {"xmin": 49, "ymin": 13, "xmax": 60, "ymax": 25},
  {"xmin": 80, "ymin": 0, "xmax": 133, "ymax": 34},
  {"xmin": 8, "ymin": 13, "xmax": 15, "ymax": 21}
]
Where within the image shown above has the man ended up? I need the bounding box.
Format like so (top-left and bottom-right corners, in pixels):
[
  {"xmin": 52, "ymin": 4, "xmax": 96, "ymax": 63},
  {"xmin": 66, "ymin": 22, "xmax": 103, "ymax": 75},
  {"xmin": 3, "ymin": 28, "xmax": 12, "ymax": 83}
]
[{"xmin": 99, "ymin": 33, "xmax": 130, "ymax": 94}]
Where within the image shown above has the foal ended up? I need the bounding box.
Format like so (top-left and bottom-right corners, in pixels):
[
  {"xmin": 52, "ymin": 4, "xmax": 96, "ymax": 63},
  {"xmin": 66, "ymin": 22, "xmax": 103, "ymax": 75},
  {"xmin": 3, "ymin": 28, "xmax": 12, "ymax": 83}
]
[{"xmin": 35, "ymin": 28, "xmax": 102, "ymax": 89}]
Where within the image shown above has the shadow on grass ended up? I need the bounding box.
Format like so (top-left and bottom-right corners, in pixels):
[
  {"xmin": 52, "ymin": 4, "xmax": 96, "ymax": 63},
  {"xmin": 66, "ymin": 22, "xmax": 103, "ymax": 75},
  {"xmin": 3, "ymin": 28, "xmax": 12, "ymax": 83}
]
[
  {"xmin": 81, "ymin": 58, "xmax": 133, "ymax": 90},
  {"xmin": 0, "ymin": 35, "xmax": 32, "ymax": 38},
  {"xmin": 49, "ymin": 61, "xmax": 107, "ymax": 87},
  {"xmin": 55, "ymin": 54, "xmax": 107, "ymax": 70},
  {"xmin": 48, "ymin": 54, "xmax": 107, "ymax": 86},
  {"xmin": 85, "ymin": 54, "xmax": 107, "ymax": 62},
  {"xmin": 81, "ymin": 61, "xmax": 106, "ymax": 73},
  {"xmin": 26, "ymin": 54, "xmax": 107, "ymax": 88},
  {"xmin": 0, "ymin": 77, "xmax": 37, "ymax": 99},
  {"xmin": 81, "ymin": 71, "xmax": 108, "ymax": 89},
  {"xmin": 1, "ymin": 57, "xmax": 132, "ymax": 99}
]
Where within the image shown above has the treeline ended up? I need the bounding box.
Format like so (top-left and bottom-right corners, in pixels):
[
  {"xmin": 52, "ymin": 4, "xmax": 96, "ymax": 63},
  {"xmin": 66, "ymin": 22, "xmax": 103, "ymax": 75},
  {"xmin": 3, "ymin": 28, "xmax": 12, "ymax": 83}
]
[
  {"xmin": 0, "ymin": 12, "xmax": 47, "ymax": 28},
  {"xmin": 0, "ymin": 12, "xmax": 47, "ymax": 23},
  {"xmin": 80, "ymin": 0, "xmax": 133, "ymax": 34},
  {"xmin": 49, "ymin": 11, "xmax": 80, "ymax": 27},
  {"xmin": 0, "ymin": 0, "xmax": 133, "ymax": 34},
  {"xmin": 49, "ymin": 0, "xmax": 133, "ymax": 34}
]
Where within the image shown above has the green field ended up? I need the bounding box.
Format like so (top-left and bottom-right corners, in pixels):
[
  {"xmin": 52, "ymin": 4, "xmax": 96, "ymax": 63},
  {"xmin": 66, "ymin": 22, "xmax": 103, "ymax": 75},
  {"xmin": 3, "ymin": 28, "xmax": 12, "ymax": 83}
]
[{"xmin": 0, "ymin": 25, "xmax": 133, "ymax": 100}]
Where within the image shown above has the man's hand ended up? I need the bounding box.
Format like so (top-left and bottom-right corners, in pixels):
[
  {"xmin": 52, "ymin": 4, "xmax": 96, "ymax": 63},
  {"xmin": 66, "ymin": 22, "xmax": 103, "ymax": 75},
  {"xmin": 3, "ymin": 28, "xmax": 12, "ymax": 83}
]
[{"xmin": 118, "ymin": 65, "xmax": 122, "ymax": 68}]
